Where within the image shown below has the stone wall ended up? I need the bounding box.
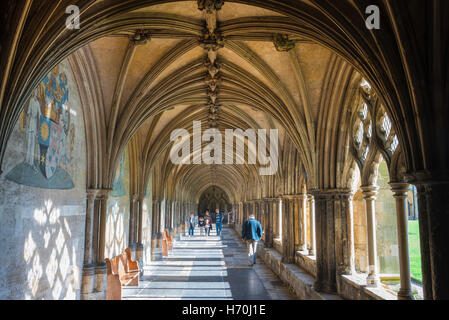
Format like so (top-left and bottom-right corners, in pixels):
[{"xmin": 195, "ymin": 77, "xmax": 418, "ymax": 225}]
[
  {"xmin": 353, "ymin": 160, "xmax": 401, "ymax": 275},
  {"xmin": 374, "ymin": 160, "xmax": 399, "ymax": 274},
  {"xmin": 0, "ymin": 60, "xmax": 86, "ymax": 299},
  {"xmin": 105, "ymin": 151, "xmax": 130, "ymax": 259},
  {"xmin": 353, "ymin": 190, "xmax": 368, "ymax": 273},
  {"xmin": 141, "ymin": 187, "xmax": 153, "ymax": 265}
]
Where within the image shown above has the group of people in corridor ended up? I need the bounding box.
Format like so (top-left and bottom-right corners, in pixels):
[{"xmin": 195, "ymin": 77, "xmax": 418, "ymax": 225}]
[{"xmin": 187, "ymin": 209, "xmax": 264, "ymax": 267}]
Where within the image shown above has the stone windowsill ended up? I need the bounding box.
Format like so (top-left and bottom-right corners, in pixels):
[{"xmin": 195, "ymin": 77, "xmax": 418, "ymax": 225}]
[
  {"xmin": 273, "ymin": 238, "xmax": 282, "ymax": 254},
  {"xmin": 340, "ymin": 274, "xmax": 398, "ymax": 300},
  {"xmin": 295, "ymin": 250, "xmax": 316, "ymax": 261}
]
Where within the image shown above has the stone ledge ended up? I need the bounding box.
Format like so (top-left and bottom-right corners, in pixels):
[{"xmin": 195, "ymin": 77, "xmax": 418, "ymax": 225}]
[
  {"xmin": 338, "ymin": 274, "xmax": 397, "ymax": 300},
  {"xmin": 257, "ymin": 243, "xmax": 342, "ymax": 300},
  {"xmin": 273, "ymin": 238, "xmax": 283, "ymax": 254},
  {"xmin": 295, "ymin": 250, "xmax": 317, "ymax": 278}
]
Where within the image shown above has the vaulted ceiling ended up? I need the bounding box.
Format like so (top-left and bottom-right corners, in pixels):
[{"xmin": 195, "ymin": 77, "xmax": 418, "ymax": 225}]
[
  {"xmin": 2, "ymin": 0, "xmax": 446, "ymax": 203},
  {"xmin": 72, "ymin": 1, "xmax": 352, "ymax": 202}
]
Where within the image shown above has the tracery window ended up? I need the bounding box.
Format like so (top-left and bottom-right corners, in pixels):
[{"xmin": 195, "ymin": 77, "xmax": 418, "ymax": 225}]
[
  {"xmin": 376, "ymin": 105, "xmax": 399, "ymax": 155},
  {"xmin": 352, "ymin": 85, "xmax": 373, "ymax": 165}
]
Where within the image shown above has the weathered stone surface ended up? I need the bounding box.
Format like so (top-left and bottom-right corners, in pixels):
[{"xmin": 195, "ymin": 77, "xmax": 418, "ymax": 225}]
[{"xmin": 0, "ymin": 60, "xmax": 86, "ymax": 299}]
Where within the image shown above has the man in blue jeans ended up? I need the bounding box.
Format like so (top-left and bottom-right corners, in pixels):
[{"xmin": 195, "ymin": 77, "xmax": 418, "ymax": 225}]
[
  {"xmin": 188, "ymin": 213, "xmax": 195, "ymax": 237},
  {"xmin": 241, "ymin": 214, "xmax": 263, "ymax": 266},
  {"xmin": 215, "ymin": 209, "xmax": 223, "ymax": 236}
]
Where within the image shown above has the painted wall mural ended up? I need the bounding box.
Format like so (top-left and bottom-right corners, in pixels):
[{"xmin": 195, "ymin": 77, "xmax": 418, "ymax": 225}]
[
  {"xmin": 0, "ymin": 59, "xmax": 86, "ymax": 300},
  {"xmin": 5, "ymin": 65, "xmax": 76, "ymax": 189},
  {"xmin": 105, "ymin": 150, "xmax": 130, "ymax": 259},
  {"xmin": 110, "ymin": 153, "xmax": 126, "ymax": 197}
]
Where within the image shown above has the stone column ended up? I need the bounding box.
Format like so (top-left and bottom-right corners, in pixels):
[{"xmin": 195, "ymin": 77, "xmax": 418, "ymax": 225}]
[
  {"xmin": 299, "ymin": 192, "xmax": 308, "ymax": 253},
  {"xmin": 181, "ymin": 202, "xmax": 186, "ymax": 234},
  {"xmin": 95, "ymin": 189, "xmax": 111, "ymax": 298},
  {"xmin": 259, "ymin": 200, "xmax": 265, "ymax": 240},
  {"xmin": 129, "ymin": 194, "xmax": 138, "ymax": 252},
  {"xmin": 80, "ymin": 189, "xmax": 98, "ymax": 300},
  {"xmin": 361, "ymin": 186, "xmax": 380, "ymax": 287},
  {"xmin": 272, "ymin": 199, "xmax": 279, "ymax": 239},
  {"xmin": 281, "ymin": 196, "xmax": 295, "ymax": 263},
  {"xmin": 312, "ymin": 189, "xmax": 355, "ymax": 293},
  {"xmin": 390, "ymin": 182, "xmax": 414, "ymax": 300},
  {"xmin": 308, "ymin": 194, "xmax": 316, "ymax": 256},
  {"xmin": 292, "ymin": 196, "xmax": 301, "ymax": 252},
  {"xmin": 151, "ymin": 199, "xmax": 162, "ymax": 261},
  {"xmin": 406, "ymin": 171, "xmax": 449, "ymax": 300},
  {"xmin": 136, "ymin": 194, "xmax": 144, "ymax": 267},
  {"xmin": 263, "ymin": 199, "xmax": 272, "ymax": 248}
]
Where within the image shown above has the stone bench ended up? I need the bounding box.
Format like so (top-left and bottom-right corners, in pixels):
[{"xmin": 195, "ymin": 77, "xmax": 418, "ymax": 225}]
[{"xmin": 104, "ymin": 248, "xmax": 142, "ymax": 300}]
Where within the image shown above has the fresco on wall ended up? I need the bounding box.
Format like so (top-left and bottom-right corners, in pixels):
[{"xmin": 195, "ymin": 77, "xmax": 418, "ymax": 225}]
[
  {"xmin": 110, "ymin": 152, "xmax": 126, "ymax": 197},
  {"xmin": 5, "ymin": 65, "xmax": 75, "ymax": 189},
  {"xmin": 105, "ymin": 150, "xmax": 130, "ymax": 258}
]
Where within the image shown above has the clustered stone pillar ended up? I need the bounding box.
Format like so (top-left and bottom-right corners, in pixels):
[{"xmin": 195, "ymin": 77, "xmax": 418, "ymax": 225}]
[
  {"xmin": 292, "ymin": 196, "xmax": 301, "ymax": 252},
  {"xmin": 80, "ymin": 189, "xmax": 97, "ymax": 300},
  {"xmin": 299, "ymin": 192, "xmax": 308, "ymax": 253},
  {"xmin": 151, "ymin": 199, "xmax": 162, "ymax": 261},
  {"xmin": 136, "ymin": 194, "xmax": 144, "ymax": 267},
  {"xmin": 390, "ymin": 182, "xmax": 414, "ymax": 300},
  {"xmin": 412, "ymin": 174, "xmax": 449, "ymax": 300},
  {"xmin": 263, "ymin": 199, "xmax": 274, "ymax": 248},
  {"xmin": 259, "ymin": 200, "xmax": 265, "ymax": 241},
  {"xmin": 94, "ymin": 189, "xmax": 110, "ymax": 299},
  {"xmin": 313, "ymin": 190, "xmax": 354, "ymax": 293},
  {"xmin": 273, "ymin": 198, "xmax": 279, "ymax": 239},
  {"xmin": 128, "ymin": 193, "xmax": 138, "ymax": 254},
  {"xmin": 281, "ymin": 196, "xmax": 295, "ymax": 263},
  {"xmin": 81, "ymin": 189, "xmax": 111, "ymax": 300},
  {"xmin": 307, "ymin": 194, "xmax": 316, "ymax": 256},
  {"xmin": 361, "ymin": 186, "xmax": 380, "ymax": 287}
]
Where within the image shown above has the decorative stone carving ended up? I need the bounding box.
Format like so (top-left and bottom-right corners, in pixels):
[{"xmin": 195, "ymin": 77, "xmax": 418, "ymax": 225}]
[
  {"xmin": 198, "ymin": 29, "xmax": 225, "ymax": 52},
  {"xmin": 273, "ymin": 34, "xmax": 296, "ymax": 52},
  {"xmin": 204, "ymin": 59, "xmax": 221, "ymax": 78},
  {"xmin": 205, "ymin": 75, "xmax": 221, "ymax": 91},
  {"xmin": 130, "ymin": 30, "xmax": 151, "ymax": 45},
  {"xmin": 197, "ymin": 0, "xmax": 225, "ymax": 13}
]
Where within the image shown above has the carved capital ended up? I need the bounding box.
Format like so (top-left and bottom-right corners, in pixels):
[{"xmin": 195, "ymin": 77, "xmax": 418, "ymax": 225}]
[
  {"xmin": 389, "ymin": 182, "xmax": 410, "ymax": 200},
  {"xmin": 86, "ymin": 189, "xmax": 99, "ymax": 200},
  {"xmin": 96, "ymin": 188, "xmax": 112, "ymax": 200},
  {"xmin": 361, "ymin": 185, "xmax": 379, "ymax": 200}
]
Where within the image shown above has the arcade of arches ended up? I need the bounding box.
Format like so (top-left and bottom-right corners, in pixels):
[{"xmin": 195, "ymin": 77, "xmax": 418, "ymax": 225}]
[{"xmin": 0, "ymin": 1, "xmax": 448, "ymax": 300}]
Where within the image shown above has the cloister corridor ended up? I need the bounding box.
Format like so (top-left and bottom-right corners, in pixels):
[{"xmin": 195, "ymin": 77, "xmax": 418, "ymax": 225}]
[
  {"xmin": 1, "ymin": 0, "xmax": 448, "ymax": 302},
  {"xmin": 122, "ymin": 225, "xmax": 295, "ymax": 300}
]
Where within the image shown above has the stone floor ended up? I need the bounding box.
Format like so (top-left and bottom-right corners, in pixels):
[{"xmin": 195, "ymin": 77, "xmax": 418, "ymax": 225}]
[{"xmin": 122, "ymin": 225, "xmax": 296, "ymax": 300}]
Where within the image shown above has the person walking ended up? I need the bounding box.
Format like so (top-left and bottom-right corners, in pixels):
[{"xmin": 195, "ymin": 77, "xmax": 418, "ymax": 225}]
[
  {"xmin": 188, "ymin": 213, "xmax": 195, "ymax": 237},
  {"xmin": 215, "ymin": 209, "xmax": 223, "ymax": 236},
  {"xmin": 241, "ymin": 214, "xmax": 263, "ymax": 266},
  {"xmin": 204, "ymin": 210, "xmax": 213, "ymax": 236},
  {"xmin": 198, "ymin": 217, "xmax": 205, "ymax": 236}
]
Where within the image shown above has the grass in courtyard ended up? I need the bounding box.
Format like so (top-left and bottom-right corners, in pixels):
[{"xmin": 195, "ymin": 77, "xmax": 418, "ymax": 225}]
[{"xmin": 408, "ymin": 220, "xmax": 422, "ymax": 283}]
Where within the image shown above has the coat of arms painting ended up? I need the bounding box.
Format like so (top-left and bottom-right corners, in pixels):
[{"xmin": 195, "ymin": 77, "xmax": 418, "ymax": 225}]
[{"xmin": 5, "ymin": 65, "xmax": 76, "ymax": 189}]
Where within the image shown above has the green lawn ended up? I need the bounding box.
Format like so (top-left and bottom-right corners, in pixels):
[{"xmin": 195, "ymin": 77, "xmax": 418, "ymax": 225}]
[{"xmin": 408, "ymin": 220, "xmax": 422, "ymax": 283}]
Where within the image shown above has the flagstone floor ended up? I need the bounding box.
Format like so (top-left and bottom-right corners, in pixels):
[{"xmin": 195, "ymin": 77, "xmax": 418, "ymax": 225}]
[{"xmin": 122, "ymin": 225, "xmax": 296, "ymax": 300}]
